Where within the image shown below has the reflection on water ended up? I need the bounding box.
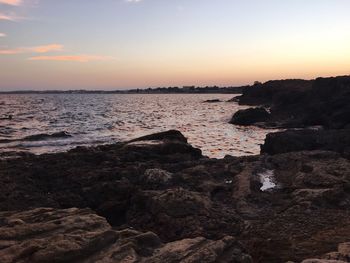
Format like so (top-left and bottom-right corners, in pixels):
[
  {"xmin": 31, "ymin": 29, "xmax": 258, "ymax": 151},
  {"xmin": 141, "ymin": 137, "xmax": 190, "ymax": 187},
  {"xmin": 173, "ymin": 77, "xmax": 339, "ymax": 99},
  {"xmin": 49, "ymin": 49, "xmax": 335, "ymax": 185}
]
[{"xmin": 0, "ymin": 94, "xmax": 276, "ymax": 158}]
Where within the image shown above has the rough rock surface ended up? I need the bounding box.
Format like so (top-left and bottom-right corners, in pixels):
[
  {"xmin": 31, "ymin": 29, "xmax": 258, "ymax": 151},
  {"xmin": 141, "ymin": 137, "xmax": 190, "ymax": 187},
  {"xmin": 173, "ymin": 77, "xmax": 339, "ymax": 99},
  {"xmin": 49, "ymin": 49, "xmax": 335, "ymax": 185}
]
[
  {"xmin": 301, "ymin": 242, "xmax": 350, "ymax": 262},
  {"xmin": 1, "ymin": 130, "xmax": 350, "ymax": 262},
  {"xmin": 0, "ymin": 207, "xmax": 251, "ymax": 263},
  {"xmin": 261, "ymin": 129, "xmax": 350, "ymax": 157},
  {"xmin": 239, "ymin": 150, "xmax": 350, "ymax": 262}
]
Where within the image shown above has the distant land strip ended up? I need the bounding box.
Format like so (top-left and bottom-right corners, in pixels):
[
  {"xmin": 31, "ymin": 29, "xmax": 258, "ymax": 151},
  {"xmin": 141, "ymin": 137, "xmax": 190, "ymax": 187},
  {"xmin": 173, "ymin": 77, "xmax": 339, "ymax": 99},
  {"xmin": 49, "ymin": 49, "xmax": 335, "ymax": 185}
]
[{"xmin": 0, "ymin": 86, "xmax": 246, "ymax": 94}]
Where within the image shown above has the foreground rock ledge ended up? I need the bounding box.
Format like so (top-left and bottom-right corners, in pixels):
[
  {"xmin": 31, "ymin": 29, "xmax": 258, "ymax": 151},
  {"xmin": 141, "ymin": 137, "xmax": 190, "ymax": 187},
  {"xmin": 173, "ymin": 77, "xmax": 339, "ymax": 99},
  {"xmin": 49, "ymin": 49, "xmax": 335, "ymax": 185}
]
[
  {"xmin": 1, "ymin": 130, "xmax": 350, "ymax": 262},
  {"xmin": 0, "ymin": 207, "xmax": 251, "ymax": 263}
]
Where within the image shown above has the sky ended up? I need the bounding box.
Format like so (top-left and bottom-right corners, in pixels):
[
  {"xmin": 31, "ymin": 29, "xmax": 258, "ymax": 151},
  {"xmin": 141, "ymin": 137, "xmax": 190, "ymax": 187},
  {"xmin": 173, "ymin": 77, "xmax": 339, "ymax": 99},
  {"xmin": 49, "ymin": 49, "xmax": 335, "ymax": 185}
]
[{"xmin": 0, "ymin": 0, "xmax": 350, "ymax": 90}]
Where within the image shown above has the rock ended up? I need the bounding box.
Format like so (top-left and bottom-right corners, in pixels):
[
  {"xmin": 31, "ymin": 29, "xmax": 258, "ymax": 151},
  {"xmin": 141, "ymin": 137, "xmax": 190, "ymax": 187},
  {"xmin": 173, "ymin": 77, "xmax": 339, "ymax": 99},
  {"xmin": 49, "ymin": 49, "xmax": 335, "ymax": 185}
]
[
  {"xmin": 302, "ymin": 260, "xmax": 347, "ymax": 263},
  {"xmin": 227, "ymin": 97, "xmax": 239, "ymax": 102},
  {"xmin": 127, "ymin": 188, "xmax": 241, "ymax": 241},
  {"xmin": 238, "ymin": 150, "xmax": 350, "ymax": 262},
  {"xmin": 1, "ymin": 130, "xmax": 350, "ymax": 262},
  {"xmin": 203, "ymin": 99, "xmax": 222, "ymax": 103},
  {"xmin": 236, "ymin": 79, "xmax": 313, "ymax": 106},
  {"xmin": 236, "ymin": 75, "xmax": 350, "ymax": 129},
  {"xmin": 128, "ymin": 130, "xmax": 188, "ymax": 143},
  {"xmin": 23, "ymin": 131, "xmax": 72, "ymax": 141},
  {"xmin": 144, "ymin": 236, "xmax": 252, "ymax": 263},
  {"xmin": 300, "ymin": 242, "xmax": 350, "ymax": 262},
  {"xmin": 0, "ymin": 130, "xmax": 202, "ymax": 219},
  {"xmin": 338, "ymin": 243, "xmax": 350, "ymax": 256},
  {"xmin": 0, "ymin": 208, "xmax": 116, "ymax": 263},
  {"xmin": 261, "ymin": 129, "xmax": 350, "ymax": 156},
  {"xmin": 142, "ymin": 168, "xmax": 173, "ymax": 185},
  {"xmin": 230, "ymin": 107, "xmax": 270, "ymax": 126},
  {"xmin": 0, "ymin": 207, "xmax": 251, "ymax": 263}
]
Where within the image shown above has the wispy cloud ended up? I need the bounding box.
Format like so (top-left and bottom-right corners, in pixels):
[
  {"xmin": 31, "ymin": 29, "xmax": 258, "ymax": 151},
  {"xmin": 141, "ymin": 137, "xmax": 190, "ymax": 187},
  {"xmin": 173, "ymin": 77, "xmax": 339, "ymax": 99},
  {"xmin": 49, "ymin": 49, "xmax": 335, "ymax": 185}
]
[
  {"xmin": 0, "ymin": 44, "xmax": 64, "ymax": 55},
  {"xmin": 126, "ymin": 0, "xmax": 143, "ymax": 3},
  {"xmin": 0, "ymin": 33, "xmax": 6, "ymax": 37},
  {"xmin": 0, "ymin": 0, "xmax": 22, "ymax": 6},
  {"xmin": 31, "ymin": 44, "xmax": 64, "ymax": 53},
  {"xmin": 28, "ymin": 55, "xmax": 114, "ymax": 62},
  {"xmin": 0, "ymin": 44, "xmax": 113, "ymax": 63},
  {"xmin": 0, "ymin": 13, "xmax": 18, "ymax": 21}
]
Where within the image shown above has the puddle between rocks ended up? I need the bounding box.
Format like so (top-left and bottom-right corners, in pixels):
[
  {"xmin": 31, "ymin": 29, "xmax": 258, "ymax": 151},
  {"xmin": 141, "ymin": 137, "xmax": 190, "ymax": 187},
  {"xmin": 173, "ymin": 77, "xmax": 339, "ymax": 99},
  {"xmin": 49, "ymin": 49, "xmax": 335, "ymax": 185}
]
[{"xmin": 258, "ymin": 169, "xmax": 276, "ymax": 191}]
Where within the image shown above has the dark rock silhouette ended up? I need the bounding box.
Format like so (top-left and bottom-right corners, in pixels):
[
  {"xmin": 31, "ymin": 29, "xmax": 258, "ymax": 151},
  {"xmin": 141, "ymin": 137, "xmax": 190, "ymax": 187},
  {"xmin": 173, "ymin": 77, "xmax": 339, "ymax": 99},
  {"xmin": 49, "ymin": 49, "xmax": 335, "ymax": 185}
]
[
  {"xmin": 233, "ymin": 76, "xmax": 350, "ymax": 129},
  {"xmin": 203, "ymin": 99, "xmax": 222, "ymax": 103},
  {"xmin": 128, "ymin": 129, "xmax": 188, "ymax": 143},
  {"xmin": 0, "ymin": 131, "xmax": 71, "ymax": 144},
  {"xmin": 230, "ymin": 107, "xmax": 270, "ymax": 126},
  {"xmin": 236, "ymin": 79, "xmax": 313, "ymax": 107},
  {"xmin": 261, "ymin": 129, "xmax": 350, "ymax": 156},
  {"xmin": 23, "ymin": 131, "xmax": 72, "ymax": 141}
]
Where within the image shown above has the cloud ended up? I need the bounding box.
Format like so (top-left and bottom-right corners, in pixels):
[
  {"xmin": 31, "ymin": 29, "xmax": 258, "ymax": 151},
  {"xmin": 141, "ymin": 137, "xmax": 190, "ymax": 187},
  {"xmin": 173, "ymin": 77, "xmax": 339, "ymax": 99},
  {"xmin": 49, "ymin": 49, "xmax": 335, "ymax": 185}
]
[
  {"xmin": 0, "ymin": 13, "xmax": 17, "ymax": 21},
  {"xmin": 0, "ymin": 48, "xmax": 22, "ymax": 54},
  {"xmin": 0, "ymin": 44, "xmax": 113, "ymax": 63},
  {"xmin": 0, "ymin": 44, "xmax": 64, "ymax": 55},
  {"xmin": 28, "ymin": 55, "xmax": 114, "ymax": 62},
  {"xmin": 31, "ymin": 44, "xmax": 64, "ymax": 53},
  {"xmin": 0, "ymin": 33, "xmax": 6, "ymax": 37},
  {"xmin": 126, "ymin": 0, "xmax": 143, "ymax": 3},
  {"xmin": 0, "ymin": 0, "xmax": 22, "ymax": 6}
]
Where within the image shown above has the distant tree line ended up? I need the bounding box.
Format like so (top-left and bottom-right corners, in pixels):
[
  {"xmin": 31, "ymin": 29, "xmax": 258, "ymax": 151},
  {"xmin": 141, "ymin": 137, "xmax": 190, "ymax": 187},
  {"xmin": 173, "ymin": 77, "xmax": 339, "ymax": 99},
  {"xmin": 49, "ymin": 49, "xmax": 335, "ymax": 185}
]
[{"xmin": 0, "ymin": 85, "xmax": 246, "ymax": 94}]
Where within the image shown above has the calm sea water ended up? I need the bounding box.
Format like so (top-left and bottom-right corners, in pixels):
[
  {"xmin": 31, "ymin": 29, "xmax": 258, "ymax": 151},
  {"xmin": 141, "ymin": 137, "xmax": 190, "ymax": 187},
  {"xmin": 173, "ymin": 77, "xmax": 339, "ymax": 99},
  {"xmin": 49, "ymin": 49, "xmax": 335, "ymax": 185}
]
[{"xmin": 0, "ymin": 94, "xmax": 276, "ymax": 158}]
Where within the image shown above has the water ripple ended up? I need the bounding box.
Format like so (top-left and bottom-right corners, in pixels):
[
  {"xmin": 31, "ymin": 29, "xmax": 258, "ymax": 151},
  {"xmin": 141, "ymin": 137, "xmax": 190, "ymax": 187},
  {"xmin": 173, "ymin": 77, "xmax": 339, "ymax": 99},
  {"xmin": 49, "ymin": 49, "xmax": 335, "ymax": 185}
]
[{"xmin": 0, "ymin": 94, "xmax": 276, "ymax": 158}]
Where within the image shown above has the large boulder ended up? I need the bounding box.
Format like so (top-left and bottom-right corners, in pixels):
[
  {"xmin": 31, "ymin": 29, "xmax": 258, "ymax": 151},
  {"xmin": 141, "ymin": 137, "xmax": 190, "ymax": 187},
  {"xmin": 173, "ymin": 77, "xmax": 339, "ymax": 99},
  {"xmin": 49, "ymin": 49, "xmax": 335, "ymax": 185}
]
[{"xmin": 230, "ymin": 107, "xmax": 270, "ymax": 126}]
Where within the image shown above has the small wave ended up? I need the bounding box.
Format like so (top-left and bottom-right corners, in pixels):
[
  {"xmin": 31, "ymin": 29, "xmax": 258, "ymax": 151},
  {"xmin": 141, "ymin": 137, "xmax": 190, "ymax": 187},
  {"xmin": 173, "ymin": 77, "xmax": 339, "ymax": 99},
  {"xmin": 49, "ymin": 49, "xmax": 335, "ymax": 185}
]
[
  {"xmin": 0, "ymin": 131, "xmax": 71, "ymax": 144},
  {"xmin": 23, "ymin": 131, "xmax": 71, "ymax": 141}
]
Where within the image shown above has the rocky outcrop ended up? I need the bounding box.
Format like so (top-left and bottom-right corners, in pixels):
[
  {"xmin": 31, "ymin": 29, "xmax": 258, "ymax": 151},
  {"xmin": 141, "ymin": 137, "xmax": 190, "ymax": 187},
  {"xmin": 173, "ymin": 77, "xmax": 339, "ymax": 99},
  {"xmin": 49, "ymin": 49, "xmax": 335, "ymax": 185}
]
[
  {"xmin": 0, "ymin": 207, "xmax": 251, "ymax": 263},
  {"xmin": 261, "ymin": 129, "xmax": 350, "ymax": 156},
  {"xmin": 233, "ymin": 76, "xmax": 350, "ymax": 129},
  {"xmin": 1, "ymin": 130, "xmax": 350, "ymax": 262},
  {"xmin": 229, "ymin": 107, "xmax": 270, "ymax": 126},
  {"xmin": 236, "ymin": 79, "xmax": 313, "ymax": 106}
]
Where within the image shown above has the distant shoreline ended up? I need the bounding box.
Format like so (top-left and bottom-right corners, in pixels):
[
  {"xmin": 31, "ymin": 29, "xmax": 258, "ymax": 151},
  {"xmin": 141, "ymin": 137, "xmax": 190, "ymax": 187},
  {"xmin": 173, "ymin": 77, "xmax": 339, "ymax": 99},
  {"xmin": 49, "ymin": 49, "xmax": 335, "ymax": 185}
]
[{"xmin": 0, "ymin": 86, "xmax": 245, "ymax": 95}]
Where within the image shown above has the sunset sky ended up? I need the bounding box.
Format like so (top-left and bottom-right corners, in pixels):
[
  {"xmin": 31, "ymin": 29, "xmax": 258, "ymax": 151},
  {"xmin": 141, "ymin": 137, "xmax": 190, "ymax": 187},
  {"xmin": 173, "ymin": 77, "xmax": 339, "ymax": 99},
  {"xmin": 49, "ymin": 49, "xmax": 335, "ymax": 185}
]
[{"xmin": 0, "ymin": 0, "xmax": 350, "ymax": 90}]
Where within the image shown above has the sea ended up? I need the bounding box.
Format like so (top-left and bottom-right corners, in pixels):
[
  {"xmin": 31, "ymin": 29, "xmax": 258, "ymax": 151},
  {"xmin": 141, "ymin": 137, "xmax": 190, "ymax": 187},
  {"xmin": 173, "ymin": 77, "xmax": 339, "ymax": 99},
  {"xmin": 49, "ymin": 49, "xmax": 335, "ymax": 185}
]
[{"xmin": 0, "ymin": 94, "xmax": 276, "ymax": 159}]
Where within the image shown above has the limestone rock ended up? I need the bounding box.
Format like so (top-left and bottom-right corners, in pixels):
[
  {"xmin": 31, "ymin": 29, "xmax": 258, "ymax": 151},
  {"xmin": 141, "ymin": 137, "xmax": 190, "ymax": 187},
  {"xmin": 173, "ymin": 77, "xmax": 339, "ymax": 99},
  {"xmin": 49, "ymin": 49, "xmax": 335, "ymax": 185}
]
[{"xmin": 0, "ymin": 207, "xmax": 251, "ymax": 263}]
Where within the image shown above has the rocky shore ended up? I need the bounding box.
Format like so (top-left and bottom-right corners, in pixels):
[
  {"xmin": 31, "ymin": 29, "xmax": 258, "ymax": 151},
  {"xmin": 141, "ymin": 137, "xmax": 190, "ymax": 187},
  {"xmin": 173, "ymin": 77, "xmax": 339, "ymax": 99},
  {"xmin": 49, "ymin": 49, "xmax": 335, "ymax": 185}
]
[
  {"xmin": 0, "ymin": 126, "xmax": 349, "ymax": 262},
  {"xmin": 1, "ymin": 75, "xmax": 350, "ymax": 262}
]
